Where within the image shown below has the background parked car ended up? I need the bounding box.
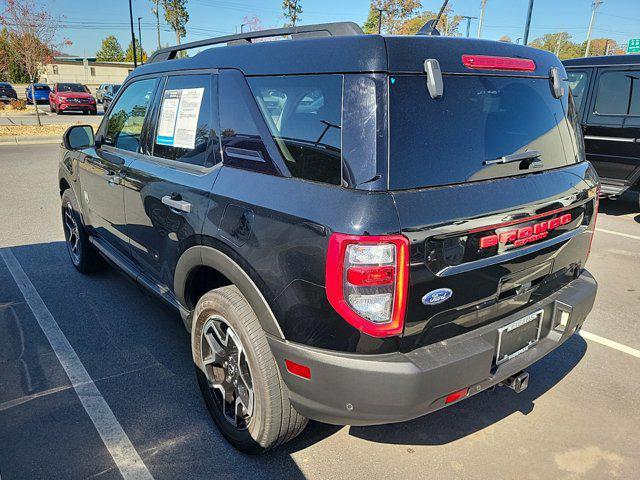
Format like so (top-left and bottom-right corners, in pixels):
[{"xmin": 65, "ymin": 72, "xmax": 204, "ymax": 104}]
[
  {"xmin": 25, "ymin": 83, "xmax": 51, "ymax": 104},
  {"xmin": 564, "ymin": 54, "xmax": 640, "ymax": 203},
  {"xmin": 101, "ymin": 84, "xmax": 121, "ymax": 111},
  {"xmin": 49, "ymin": 82, "xmax": 97, "ymax": 115},
  {"xmin": 0, "ymin": 82, "xmax": 18, "ymax": 102},
  {"xmin": 95, "ymin": 83, "xmax": 114, "ymax": 104}
]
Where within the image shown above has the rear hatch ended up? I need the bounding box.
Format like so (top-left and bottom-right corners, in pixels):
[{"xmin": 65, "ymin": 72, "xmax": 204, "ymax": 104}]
[{"xmin": 384, "ymin": 38, "xmax": 599, "ymax": 351}]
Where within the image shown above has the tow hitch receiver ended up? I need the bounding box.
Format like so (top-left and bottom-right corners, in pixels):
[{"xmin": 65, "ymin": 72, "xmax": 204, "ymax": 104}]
[{"xmin": 500, "ymin": 371, "xmax": 530, "ymax": 393}]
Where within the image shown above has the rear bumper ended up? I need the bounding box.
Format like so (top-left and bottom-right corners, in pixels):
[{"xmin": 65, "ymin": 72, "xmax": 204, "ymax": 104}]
[{"xmin": 268, "ymin": 270, "xmax": 597, "ymax": 426}]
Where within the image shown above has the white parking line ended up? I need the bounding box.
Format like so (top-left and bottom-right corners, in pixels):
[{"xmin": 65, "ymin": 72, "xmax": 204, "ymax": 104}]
[
  {"xmin": 0, "ymin": 248, "xmax": 154, "ymax": 480},
  {"xmin": 596, "ymin": 228, "xmax": 640, "ymax": 242},
  {"xmin": 579, "ymin": 330, "xmax": 640, "ymax": 359}
]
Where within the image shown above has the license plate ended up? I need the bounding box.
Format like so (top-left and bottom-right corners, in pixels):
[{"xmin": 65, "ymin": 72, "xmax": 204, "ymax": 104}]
[{"xmin": 495, "ymin": 310, "xmax": 544, "ymax": 365}]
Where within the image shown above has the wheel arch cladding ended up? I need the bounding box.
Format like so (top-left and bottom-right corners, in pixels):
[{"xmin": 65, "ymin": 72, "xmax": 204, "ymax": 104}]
[{"xmin": 174, "ymin": 245, "xmax": 285, "ymax": 339}]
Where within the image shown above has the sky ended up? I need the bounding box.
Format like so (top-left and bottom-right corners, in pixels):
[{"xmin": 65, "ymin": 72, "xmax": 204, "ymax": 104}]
[{"xmin": 44, "ymin": 0, "xmax": 640, "ymax": 57}]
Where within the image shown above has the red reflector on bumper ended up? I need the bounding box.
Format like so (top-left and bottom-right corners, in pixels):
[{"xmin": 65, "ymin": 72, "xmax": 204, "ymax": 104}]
[
  {"xmin": 445, "ymin": 387, "xmax": 469, "ymax": 404},
  {"xmin": 462, "ymin": 54, "xmax": 536, "ymax": 71},
  {"xmin": 285, "ymin": 359, "xmax": 311, "ymax": 379}
]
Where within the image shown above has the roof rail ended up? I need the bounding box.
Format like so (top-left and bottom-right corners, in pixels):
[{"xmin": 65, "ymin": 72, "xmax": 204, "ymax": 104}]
[{"xmin": 147, "ymin": 22, "xmax": 364, "ymax": 64}]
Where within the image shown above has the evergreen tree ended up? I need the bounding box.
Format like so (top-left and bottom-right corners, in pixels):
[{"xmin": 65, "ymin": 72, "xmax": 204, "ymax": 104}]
[
  {"xmin": 125, "ymin": 42, "xmax": 147, "ymax": 63},
  {"xmin": 162, "ymin": 0, "xmax": 189, "ymax": 45},
  {"xmin": 96, "ymin": 35, "xmax": 125, "ymax": 62}
]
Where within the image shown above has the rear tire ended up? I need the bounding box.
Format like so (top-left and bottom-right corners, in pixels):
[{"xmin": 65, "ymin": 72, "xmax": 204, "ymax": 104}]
[
  {"xmin": 192, "ymin": 286, "xmax": 307, "ymax": 453},
  {"xmin": 61, "ymin": 189, "xmax": 106, "ymax": 274}
]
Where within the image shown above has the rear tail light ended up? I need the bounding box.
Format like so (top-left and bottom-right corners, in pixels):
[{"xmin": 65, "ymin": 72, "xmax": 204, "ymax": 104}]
[
  {"xmin": 326, "ymin": 233, "xmax": 409, "ymax": 337},
  {"xmin": 462, "ymin": 54, "xmax": 536, "ymax": 72},
  {"xmin": 445, "ymin": 387, "xmax": 469, "ymax": 404}
]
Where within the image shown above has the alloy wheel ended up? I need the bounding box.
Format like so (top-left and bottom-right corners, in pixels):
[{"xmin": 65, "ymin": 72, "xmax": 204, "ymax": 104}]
[
  {"xmin": 200, "ymin": 315, "xmax": 254, "ymax": 429},
  {"xmin": 63, "ymin": 202, "xmax": 81, "ymax": 264}
]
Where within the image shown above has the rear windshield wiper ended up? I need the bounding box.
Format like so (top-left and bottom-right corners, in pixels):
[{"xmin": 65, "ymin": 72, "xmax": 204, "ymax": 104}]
[{"xmin": 483, "ymin": 150, "xmax": 541, "ymax": 166}]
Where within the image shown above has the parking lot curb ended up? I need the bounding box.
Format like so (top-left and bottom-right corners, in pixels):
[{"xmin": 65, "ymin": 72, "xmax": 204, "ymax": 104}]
[{"xmin": 0, "ymin": 135, "xmax": 60, "ymax": 146}]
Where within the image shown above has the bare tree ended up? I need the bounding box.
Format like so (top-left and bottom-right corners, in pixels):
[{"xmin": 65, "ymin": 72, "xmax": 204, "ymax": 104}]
[{"xmin": 1, "ymin": 0, "xmax": 65, "ymax": 126}]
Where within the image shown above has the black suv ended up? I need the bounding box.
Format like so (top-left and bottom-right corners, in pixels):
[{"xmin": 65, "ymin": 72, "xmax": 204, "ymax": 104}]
[
  {"xmin": 58, "ymin": 23, "xmax": 599, "ymax": 453},
  {"xmin": 564, "ymin": 55, "xmax": 640, "ymax": 202}
]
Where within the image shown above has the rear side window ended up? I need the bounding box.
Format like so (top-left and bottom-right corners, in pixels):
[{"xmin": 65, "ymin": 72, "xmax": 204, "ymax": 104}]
[
  {"xmin": 105, "ymin": 78, "xmax": 158, "ymax": 152},
  {"xmin": 594, "ymin": 70, "xmax": 640, "ymax": 116},
  {"xmin": 152, "ymin": 74, "xmax": 217, "ymax": 167},
  {"xmin": 567, "ymin": 70, "xmax": 589, "ymax": 115},
  {"xmin": 248, "ymin": 75, "xmax": 343, "ymax": 185},
  {"xmin": 389, "ymin": 75, "xmax": 578, "ymax": 190}
]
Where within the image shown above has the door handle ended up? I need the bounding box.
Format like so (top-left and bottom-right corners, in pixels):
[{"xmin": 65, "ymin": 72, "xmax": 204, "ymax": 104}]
[{"xmin": 162, "ymin": 195, "xmax": 191, "ymax": 213}]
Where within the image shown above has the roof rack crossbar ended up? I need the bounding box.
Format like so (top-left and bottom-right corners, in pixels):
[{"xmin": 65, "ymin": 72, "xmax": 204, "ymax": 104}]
[{"xmin": 147, "ymin": 22, "xmax": 364, "ymax": 64}]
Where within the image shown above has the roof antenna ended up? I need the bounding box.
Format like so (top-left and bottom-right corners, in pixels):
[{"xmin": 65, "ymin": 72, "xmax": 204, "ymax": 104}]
[{"xmin": 417, "ymin": 0, "xmax": 450, "ymax": 36}]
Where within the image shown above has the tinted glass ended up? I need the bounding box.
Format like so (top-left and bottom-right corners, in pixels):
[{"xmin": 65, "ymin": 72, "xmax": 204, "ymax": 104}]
[
  {"xmin": 112, "ymin": 85, "xmax": 121, "ymax": 94},
  {"xmin": 248, "ymin": 75, "xmax": 343, "ymax": 185},
  {"xmin": 389, "ymin": 75, "xmax": 576, "ymax": 190},
  {"xmin": 105, "ymin": 78, "xmax": 157, "ymax": 152},
  {"xmin": 219, "ymin": 70, "xmax": 278, "ymax": 175},
  {"xmin": 594, "ymin": 70, "xmax": 640, "ymax": 116},
  {"xmin": 153, "ymin": 74, "xmax": 216, "ymax": 167},
  {"xmin": 567, "ymin": 70, "xmax": 589, "ymax": 114},
  {"xmin": 58, "ymin": 83, "xmax": 85, "ymax": 93}
]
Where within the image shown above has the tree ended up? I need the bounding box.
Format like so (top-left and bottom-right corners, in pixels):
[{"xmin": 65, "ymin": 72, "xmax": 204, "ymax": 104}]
[
  {"xmin": 362, "ymin": 5, "xmax": 379, "ymax": 34},
  {"xmin": 125, "ymin": 42, "xmax": 147, "ymax": 63},
  {"xmin": 397, "ymin": 6, "xmax": 461, "ymax": 36},
  {"xmin": 498, "ymin": 35, "xmax": 512, "ymax": 43},
  {"xmin": 162, "ymin": 0, "xmax": 188, "ymax": 45},
  {"xmin": 580, "ymin": 38, "xmax": 624, "ymax": 57},
  {"xmin": 0, "ymin": 0, "xmax": 66, "ymax": 126},
  {"xmin": 364, "ymin": 0, "xmax": 422, "ymax": 35},
  {"xmin": 96, "ymin": 35, "xmax": 125, "ymax": 62},
  {"xmin": 282, "ymin": 0, "xmax": 302, "ymax": 27},
  {"xmin": 530, "ymin": 32, "xmax": 583, "ymax": 60}
]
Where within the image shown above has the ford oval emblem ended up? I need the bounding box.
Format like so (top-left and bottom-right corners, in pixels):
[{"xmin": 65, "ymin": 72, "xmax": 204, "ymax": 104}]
[{"xmin": 422, "ymin": 288, "xmax": 453, "ymax": 306}]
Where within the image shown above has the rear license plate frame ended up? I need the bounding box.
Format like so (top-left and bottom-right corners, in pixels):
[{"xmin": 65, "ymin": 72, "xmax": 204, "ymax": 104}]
[{"xmin": 495, "ymin": 309, "xmax": 544, "ymax": 365}]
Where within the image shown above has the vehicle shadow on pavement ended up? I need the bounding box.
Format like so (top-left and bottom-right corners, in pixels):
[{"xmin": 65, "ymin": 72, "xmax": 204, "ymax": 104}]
[
  {"xmin": 599, "ymin": 194, "xmax": 640, "ymax": 223},
  {"xmin": 346, "ymin": 334, "xmax": 587, "ymax": 447}
]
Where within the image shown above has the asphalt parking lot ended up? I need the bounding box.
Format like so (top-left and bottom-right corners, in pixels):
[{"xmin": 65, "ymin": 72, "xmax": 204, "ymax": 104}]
[{"xmin": 1, "ymin": 143, "xmax": 639, "ymax": 479}]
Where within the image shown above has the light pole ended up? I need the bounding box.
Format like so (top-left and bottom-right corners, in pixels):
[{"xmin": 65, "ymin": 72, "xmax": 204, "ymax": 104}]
[
  {"xmin": 585, "ymin": 0, "xmax": 603, "ymax": 57},
  {"xmin": 376, "ymin": 8, "xmax": 385, "ymax": 34},
  {"xmin": 460, "ymin": 16, "xmax": 477, "ymax": 38},
  {"xmin": 128, "ymin": 0, "xmax": 137, "ymax": 68},
  {"xmin": 523, "ymin": 0, "xmax": 535, "ymax": 45},
  {"xmin": 137, "ymin": 17, "xmax": 143, "ymax": 65},
  {"xmin": 241, "ymin": 23, "xmax": 246, "ymax": 33},
  {"xmin": 516, "ymin": 37, "xmax": 522, "ymax": 44},
  {"xmin": 477, "ymin": 0, "xmax": 487, "ymax": 38}
]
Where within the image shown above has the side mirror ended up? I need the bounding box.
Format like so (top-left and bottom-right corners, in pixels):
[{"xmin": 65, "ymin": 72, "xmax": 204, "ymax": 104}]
[{"xmin": 63, "ymin": 125, "xmax": 95, "ymax": 150}]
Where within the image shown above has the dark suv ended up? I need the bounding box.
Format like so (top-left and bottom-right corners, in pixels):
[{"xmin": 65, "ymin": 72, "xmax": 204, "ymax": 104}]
[
  {"xmin": 58, "ymin": 23, "xmax": 599, "ymax": 453},
  {"xmin": 564, "ymin": 55, "xmax": 640, "ymax": 202}
]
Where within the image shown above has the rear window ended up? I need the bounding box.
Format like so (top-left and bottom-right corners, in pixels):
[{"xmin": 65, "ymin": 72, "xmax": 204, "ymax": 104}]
[
  {"xmin": 35, "ymin": 85, "xmax": 49, "ymax": 90},
  {"xmin": 389, "ymin": 75, "xmax": 579, "ymax": 190}
]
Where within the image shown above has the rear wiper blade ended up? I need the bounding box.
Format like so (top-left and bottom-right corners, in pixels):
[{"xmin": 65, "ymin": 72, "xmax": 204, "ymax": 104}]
[{"xmin": 483, "ymin": 150, "xmax": 541, "ymax": 166}]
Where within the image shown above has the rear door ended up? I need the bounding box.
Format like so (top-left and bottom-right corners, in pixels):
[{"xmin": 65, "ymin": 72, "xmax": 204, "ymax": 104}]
[
  {"xmin": 387, "ymin": 65, "xmax": 598, "ymax": 350},
  {"xmin": 583, "ymin": 66, "xmax": 640, "ymax": 188},
  {"xmin": 124, "ymin": 71, "xmax": 221, "ymax": 289}
]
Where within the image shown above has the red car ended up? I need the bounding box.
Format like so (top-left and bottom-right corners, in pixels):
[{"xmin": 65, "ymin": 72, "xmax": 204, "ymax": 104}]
[{"xmin": 49, "ymin": 83, "xmax": 97, "ymax": 115}]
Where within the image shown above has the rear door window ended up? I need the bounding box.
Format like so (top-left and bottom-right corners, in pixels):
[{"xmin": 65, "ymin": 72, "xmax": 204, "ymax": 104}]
[
  {"xmin": 593, "ymin": 70, "xmax": 640, "ymax": 116},
  {"xmin": 389, "ymin": 75, "xmax": 578, "ymax": 190},
  {"xmin": 248, "ymin": 75, "xmax": 343, "ymax": 185},
  {"xmin": 152, "ymin": 74, "xmax": 218, "ymax": 167}
]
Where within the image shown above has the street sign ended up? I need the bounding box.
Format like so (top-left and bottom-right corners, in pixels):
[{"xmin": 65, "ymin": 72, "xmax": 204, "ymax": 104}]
[{"xmin": 628, "ymin": 39, "xmax": 640, "ymax": 54}]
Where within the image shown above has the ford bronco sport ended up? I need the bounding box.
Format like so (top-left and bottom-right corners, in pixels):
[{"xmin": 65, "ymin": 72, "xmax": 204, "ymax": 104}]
[{"xmin": 58, "ymin": 22, "xmax": 599, "ymax": 453}]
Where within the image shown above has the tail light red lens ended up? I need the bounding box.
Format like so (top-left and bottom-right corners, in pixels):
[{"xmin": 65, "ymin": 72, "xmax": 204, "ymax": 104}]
[
  {"xmin": 462, "ymin": 54, "xmax": 536, "ymax": 72},
  {"xmin": 445, "ymin": 387, "xmax": 469, "ymax": 404},
  {"xmin": 326, "ymin": 233, "xmax": 409, "ymax": 338}
]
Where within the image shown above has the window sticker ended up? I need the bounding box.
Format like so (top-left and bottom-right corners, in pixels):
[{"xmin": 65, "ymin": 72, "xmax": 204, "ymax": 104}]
[{"xmin": 156, "ymin": 87, "xmax": 204, "ymax": 149}]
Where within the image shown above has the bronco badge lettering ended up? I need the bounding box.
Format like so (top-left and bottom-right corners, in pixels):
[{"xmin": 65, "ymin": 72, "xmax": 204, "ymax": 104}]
[{"xmin": 479, "ymin": 213, "xmax": 572, "ymax": 249}]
